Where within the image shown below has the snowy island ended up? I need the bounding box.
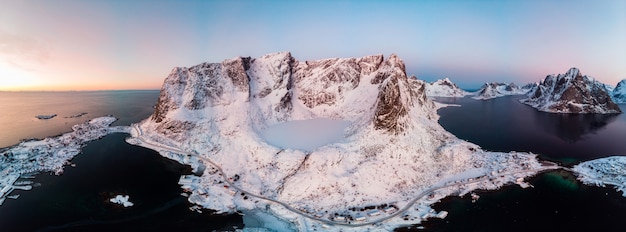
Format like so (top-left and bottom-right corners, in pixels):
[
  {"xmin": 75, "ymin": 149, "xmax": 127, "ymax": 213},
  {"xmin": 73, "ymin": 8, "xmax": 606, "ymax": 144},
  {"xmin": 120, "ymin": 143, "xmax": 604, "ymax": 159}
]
[
  {"xmin": 521, "ymin": 68, "xmax": 621, "ymax": 114},
  {"xmin": 128, "ymin": 52, "xmax": 561, "ymax": 230},
  {"xmin": 573, "ymin": 156, "xmax": 626, "ymax": 197},
  {"xmin": 109, "ymin": 194, "xmax": 134, "ymax": 207}
]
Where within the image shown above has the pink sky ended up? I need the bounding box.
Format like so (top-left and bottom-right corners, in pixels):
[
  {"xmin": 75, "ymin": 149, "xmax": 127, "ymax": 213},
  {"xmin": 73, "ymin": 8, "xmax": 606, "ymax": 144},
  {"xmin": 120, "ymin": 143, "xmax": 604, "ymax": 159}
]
[{"xmin": 1, "ymin": 0, "xmax": 625, "ymax": 91}]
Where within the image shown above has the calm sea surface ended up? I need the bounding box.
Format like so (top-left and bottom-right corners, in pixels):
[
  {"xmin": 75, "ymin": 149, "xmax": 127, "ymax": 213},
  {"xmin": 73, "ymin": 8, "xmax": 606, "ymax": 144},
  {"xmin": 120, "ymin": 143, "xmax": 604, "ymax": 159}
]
[
  {"xmin": 434, "ymin": 95, "xmax": 626, "ymax": 164},
  {"xmin": 414, "ymin": 96, "xmax": 626, "ymax": 232},
  {"xmin": 0, "ymin": 90, "xmax": 160, "ymax": 148}
]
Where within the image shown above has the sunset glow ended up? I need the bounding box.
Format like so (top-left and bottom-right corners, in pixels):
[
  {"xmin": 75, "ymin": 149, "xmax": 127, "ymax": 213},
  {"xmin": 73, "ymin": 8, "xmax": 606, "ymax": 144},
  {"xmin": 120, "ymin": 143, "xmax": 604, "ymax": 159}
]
[{"xmin": 1, "ymin": 0, "xmax": 625, "ymax": 91}]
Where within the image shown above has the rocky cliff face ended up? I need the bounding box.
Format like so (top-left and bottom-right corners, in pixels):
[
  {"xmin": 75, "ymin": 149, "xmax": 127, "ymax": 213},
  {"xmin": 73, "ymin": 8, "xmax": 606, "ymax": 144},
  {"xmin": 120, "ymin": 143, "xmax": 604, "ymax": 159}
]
[
  {"xmin": 612, "ymin": 79, "xmax": 626, "ymax": 104},
  {"xmin": 521, "ymin": 68, "xmax": 621, "ymax": 114},
  {"xmin": 149, "ymin": 52, "xmax": 434, "ymax": 138}
]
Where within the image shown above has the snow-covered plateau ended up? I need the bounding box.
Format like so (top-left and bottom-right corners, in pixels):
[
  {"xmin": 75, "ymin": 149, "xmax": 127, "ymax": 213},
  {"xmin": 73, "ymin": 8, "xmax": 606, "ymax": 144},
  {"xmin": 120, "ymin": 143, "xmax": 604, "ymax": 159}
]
[
  {"xmin": 424, "ymin": 78, "xmax": 469, "ymax": 98},
  {"xmin": 129, "ymin": 52, "xmax": 560, "ymax": 230},
  {"xmin": 472, "ymin": 82, "xmax": 533, "ymax": 100},
  {"xmin": 521, "ymin": 68, "xmax": 621, "ymax": 114},
  {"xmin": 573, "ymin": 156, "xmax": 626, "ymax": 197},
  {"xmin": 0, "ymin": 116, "xmax": 127, "ymax": 205}
]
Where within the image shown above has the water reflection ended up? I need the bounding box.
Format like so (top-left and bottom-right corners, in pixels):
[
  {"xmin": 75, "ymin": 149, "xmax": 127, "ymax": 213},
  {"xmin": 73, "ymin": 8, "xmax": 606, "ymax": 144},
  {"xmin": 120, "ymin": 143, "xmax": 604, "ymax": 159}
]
[
  {"xmin": 435, "ymin": 96, "xmax": 626, "ymax": 161},
  {"xmin": 532, "ymin": 111, "xmax": 618, "ymax": 142}
]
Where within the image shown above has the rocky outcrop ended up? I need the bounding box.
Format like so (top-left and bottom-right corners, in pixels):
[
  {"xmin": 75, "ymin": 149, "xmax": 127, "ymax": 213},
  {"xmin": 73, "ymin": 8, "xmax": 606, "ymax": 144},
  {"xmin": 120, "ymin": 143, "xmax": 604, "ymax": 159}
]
[{"xmin": 521, "ymin": 68, "xmax": 621, "ymax": 114}]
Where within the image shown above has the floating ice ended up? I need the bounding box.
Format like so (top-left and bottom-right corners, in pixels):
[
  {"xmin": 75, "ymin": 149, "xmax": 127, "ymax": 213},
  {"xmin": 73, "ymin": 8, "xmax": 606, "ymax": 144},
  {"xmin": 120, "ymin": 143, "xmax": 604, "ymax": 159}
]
[{"xmin": 109, "ymin": 195, "xmax": 134, "ymax": 207}]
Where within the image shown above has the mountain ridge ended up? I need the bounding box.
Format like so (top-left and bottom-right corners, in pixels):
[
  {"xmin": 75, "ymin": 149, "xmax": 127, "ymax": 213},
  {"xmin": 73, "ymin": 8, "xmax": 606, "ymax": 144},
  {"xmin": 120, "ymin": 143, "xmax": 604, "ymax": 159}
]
[{"xmin": 521, "ymin": 67, "xmax": 621, "ymax": 114}]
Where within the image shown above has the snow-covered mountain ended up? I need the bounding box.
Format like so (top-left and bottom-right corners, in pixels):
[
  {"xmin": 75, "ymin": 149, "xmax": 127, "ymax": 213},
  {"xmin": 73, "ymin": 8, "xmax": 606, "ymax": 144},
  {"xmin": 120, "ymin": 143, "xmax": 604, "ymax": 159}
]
[
  {"xmin": 612, "ymin": 79, "xmax": 626, "ymax": 104},
  {"xmin": 131, "ymin": 52, "xmax": 547, "ymax": 230},
  {"xmin": 521, "ymin": 68, "xmax": 621, "ymax": 114},
  {"xmin": 425, "ymin": 78, "xmax": 469, "ymax": 97},
  {"xmin": 472, "ymin": 82, "xmax": 533, "ymax": 100}
]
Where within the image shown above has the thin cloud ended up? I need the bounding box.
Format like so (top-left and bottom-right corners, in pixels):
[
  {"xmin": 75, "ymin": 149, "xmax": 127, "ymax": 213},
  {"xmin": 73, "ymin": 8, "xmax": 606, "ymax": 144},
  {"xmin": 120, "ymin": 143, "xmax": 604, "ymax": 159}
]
[{"xmin": 0, "ymin": 30, "xmax": 50, "ymax": 70}]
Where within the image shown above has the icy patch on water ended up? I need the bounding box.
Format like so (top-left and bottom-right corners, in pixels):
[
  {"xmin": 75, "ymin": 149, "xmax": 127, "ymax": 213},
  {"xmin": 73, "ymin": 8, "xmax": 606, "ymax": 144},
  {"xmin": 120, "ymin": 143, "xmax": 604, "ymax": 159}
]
[
  {"xmin": 241, "ymin": 209, "xmax": 296, "ymax": 231},
  {"xmin": 259, "ymin": 118, "xmax": 350, "ymax": 151}
]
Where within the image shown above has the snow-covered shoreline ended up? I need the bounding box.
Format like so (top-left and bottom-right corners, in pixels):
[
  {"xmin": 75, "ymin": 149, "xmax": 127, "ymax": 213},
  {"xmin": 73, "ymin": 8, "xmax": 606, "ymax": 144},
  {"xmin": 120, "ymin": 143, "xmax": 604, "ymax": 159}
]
[
  {"xmin": 0, "ymin": 103, "xmax": 621, "ymax": 231},
  {"xmin": 573, "ymin": 156, "xmax": 626, "ymax": 197},
  {"xmin": 131, "ymin": 122, "xmax": 559, "ymax": 230},
  {"xmin": 125, "ymin": 52, "xmax": 570, "ymax": 231},
  {"xmin": 0, "ymin": 116, "xmax": 126, "ymax": 205}
]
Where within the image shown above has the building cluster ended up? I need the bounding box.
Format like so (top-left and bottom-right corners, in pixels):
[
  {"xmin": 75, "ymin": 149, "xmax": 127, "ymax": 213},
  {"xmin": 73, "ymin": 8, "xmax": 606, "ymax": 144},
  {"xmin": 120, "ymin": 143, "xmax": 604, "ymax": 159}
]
[{"xmin": 0, "ymin": 116, "xmax": 118, "ymax": 205}]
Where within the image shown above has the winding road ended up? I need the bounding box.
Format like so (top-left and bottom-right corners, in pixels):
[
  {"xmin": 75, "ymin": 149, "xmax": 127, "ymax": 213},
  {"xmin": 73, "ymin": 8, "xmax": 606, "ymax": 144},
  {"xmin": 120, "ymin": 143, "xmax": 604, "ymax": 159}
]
[{"xmin": 130, "ymin": 124, "xmax": 560, "ymax": 228}]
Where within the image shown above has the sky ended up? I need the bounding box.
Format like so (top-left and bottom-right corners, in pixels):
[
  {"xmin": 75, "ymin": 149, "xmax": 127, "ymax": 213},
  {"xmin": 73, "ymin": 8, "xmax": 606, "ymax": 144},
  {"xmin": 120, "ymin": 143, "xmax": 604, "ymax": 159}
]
[{"xmin": 0, "ymin": 0, "xmax": 624, "ymax": 91}]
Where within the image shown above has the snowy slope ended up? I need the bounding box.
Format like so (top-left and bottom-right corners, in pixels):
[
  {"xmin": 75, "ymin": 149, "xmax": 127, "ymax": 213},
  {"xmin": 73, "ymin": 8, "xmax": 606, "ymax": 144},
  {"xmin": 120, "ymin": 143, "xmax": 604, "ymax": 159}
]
[
  {"xmin": 573, "ymin": 156, "xmax": 626, "ymax": 197},
  {"xmin": 472, "ymin": 82, "xmax": 533, "ymax": 100},
  {"xmin": 612, "ymin": 79, "xmax": 626, "ymax": 104},
  {"xmin": 425, "ymin": 78, "xmax": 469, "ymax": 97},
  {"xmin": 132, "ymin": 52, "xmax": 549, "ymax": 230},
  {"xmin": 521, "ymin": 68, "xmax": 621, "ymax": 114}
]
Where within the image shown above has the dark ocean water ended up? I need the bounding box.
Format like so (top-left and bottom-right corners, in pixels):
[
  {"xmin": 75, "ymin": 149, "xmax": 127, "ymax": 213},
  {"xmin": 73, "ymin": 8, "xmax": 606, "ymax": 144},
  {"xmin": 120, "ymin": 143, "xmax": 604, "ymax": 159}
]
[
  {"xmin": 434, "ymin": 95, "xmax": 626, "ymax": 164},
  {"xmin": 0, "ymin": 133, "xmax": 241, "ymax": 231},
  {"xmin": 0, "ymin": 91, "xmax": 242, "ymax": 231},
  {"xmin": 413, "ymin": 96, "xmax": 626, "ymax": 232}
]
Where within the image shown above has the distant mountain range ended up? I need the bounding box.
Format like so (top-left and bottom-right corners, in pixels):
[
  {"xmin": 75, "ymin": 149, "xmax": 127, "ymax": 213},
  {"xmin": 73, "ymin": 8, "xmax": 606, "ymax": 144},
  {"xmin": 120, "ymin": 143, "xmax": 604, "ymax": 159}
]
[{"xmin": 424, "ymin": 68, "xmax": 624, "ymax": 114}]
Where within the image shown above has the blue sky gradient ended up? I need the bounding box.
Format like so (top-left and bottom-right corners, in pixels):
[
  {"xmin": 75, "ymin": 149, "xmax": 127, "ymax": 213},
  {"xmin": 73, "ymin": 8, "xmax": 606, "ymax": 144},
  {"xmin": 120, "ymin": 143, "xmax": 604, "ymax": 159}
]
[{"xmin": 1, "ymin": 0, "xmax": 624, "ymax": 90}]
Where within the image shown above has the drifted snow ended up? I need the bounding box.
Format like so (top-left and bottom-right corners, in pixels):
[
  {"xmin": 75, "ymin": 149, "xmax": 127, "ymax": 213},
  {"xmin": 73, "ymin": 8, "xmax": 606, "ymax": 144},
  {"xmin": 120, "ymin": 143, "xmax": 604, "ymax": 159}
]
[
  {"xmin": 259, "ymin": 118, "xmax": 350, "ymax": 151},
  {"xmin": 132, "ymin": 52, "xmax": 555, "ymax": 230},
  {"xmin": 573, "ymin": 156, "xmax": 626, "ymax": 197}
]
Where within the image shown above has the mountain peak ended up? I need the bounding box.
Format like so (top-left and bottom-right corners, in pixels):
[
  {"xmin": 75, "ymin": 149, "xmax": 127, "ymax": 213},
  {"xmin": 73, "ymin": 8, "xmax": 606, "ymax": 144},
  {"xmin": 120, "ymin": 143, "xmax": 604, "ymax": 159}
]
[
  {"xmin": 565, "ymin": 67, "xmax": 581, "ymax": 79},
  {"xmin": 521, "ymin": 69, "xmax": 620, "ymax": 114},
  {"xmin": 425, "ymin": 78, "xmax": 469, "ymax": 98},
  {"xmin": 149, "ymin": 52, "xmax": 434, "ymax": 135}
]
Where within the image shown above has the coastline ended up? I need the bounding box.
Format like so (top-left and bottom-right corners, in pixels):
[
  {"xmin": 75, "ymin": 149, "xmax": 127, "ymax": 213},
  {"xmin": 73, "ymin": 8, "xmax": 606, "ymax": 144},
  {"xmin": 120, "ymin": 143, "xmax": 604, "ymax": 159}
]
[
  {"xmin": 128, "ymin": 119, "xmax": 561, "ymax": 231},
  {"xmin": 0, "ymin": 114, "xmax": 624, "ymax": 230}
]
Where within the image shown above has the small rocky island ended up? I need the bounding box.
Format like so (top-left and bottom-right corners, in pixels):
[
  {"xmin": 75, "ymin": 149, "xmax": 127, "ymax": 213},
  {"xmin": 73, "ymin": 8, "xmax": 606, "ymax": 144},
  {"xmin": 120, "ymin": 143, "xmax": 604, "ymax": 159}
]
[
  {"xmin": 35, "ymin": 114, "xmax": 57, "ymax": 120},
  {"xmin": 521, "ymin": 67, "xmax": 621, "ymax": 114}
]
